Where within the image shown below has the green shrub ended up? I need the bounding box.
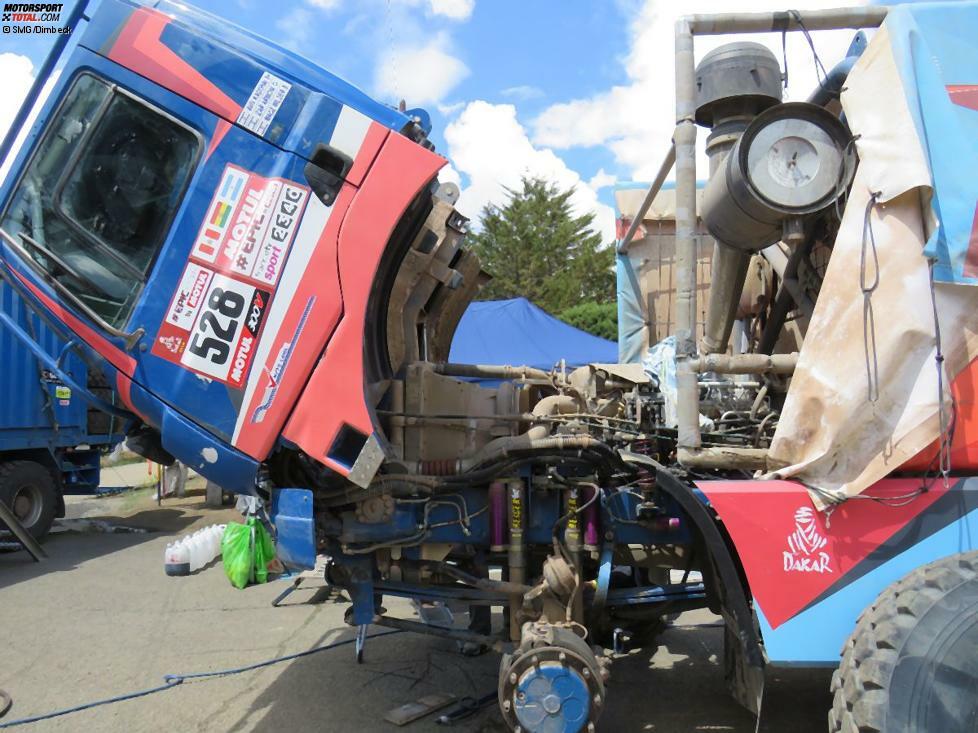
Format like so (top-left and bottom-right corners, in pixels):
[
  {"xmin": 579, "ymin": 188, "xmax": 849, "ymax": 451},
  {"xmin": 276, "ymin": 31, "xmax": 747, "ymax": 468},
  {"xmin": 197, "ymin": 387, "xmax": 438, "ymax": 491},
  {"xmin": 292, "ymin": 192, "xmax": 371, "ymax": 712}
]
[{"xmin": 559, "ymin": 301, "xmax": 618, "ymax": 341}]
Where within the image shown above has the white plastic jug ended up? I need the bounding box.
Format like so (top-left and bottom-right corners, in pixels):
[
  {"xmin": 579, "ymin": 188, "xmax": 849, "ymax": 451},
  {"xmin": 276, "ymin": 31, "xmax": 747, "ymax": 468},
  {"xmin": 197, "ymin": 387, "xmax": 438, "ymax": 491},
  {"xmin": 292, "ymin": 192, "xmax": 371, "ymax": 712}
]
[{"xmin": 164, "ymin": 541, "xmax": 190, "ymax": 576}]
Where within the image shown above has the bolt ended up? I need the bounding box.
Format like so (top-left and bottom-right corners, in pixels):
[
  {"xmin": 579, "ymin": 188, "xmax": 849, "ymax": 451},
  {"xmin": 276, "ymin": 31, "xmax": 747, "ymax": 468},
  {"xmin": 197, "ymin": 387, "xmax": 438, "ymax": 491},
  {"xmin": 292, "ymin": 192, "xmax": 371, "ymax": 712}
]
[
  {"xmin": 588, "ymin": 724, "xmax": 596, "ymax": 732},
  {"xmin": 594, "ymin": 695, "xmax": 602, "ymax": 707},
  {"xmin": 503, "ymin": 700, "xmax": 511, "ymax": 711},
  {"xmin": 533, "ymin": 655, "xmax": 540, "ymax": 667},
  {"xmin": 517, "ymin": 692, "xmax": 525, "ymax": 701},
  {"xmin": 582, "ymin": 667, "xmax": 591, "ymax": 678},
  {"xmin": 509, "ymin": 672, "xmax": 517, "ymax": 685},
  {"xmin": 604, "ymin": 531, "xmax": 614, "ymax": 541},
  {"xmin": 559, "ymin": 652, "xmax": 567, "ymax": 662}
]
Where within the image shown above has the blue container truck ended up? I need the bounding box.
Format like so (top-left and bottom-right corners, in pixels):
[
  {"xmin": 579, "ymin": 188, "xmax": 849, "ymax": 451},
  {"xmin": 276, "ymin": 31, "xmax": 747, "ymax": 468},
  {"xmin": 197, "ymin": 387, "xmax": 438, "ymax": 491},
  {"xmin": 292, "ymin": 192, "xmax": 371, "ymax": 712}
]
[{"xmin": 0, "ymin": 278, "xmax": 123, "ymax": 540}]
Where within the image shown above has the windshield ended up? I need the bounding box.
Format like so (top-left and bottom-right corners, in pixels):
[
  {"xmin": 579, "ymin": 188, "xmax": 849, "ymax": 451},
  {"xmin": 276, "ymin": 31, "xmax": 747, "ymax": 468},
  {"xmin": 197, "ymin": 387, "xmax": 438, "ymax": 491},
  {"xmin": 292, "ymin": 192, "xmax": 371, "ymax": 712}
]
[{"xmin": 1, "ymin": 74, "xmax": 198, "ymax": 327}]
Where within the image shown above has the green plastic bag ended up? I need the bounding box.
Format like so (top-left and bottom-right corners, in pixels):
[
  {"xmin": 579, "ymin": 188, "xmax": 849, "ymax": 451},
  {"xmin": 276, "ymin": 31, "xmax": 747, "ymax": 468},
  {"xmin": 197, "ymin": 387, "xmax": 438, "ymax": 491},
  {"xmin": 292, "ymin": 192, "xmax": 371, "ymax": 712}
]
[
  {"xmin": 252, "ymin": 517, "xmax": 275, "ymax": 584},
  {"xmin": 222, "ymin": 517, "xmax": 276, "ymax": 589}
]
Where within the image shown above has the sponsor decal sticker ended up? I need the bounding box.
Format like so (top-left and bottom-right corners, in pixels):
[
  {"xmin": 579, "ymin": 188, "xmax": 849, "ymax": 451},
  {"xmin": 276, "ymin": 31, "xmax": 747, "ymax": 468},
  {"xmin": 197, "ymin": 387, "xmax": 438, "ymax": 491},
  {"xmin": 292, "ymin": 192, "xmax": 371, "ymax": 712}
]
[
  {"xmin": 190, "ymin": 164, "xmax": 308, "ymax": 288},
  {"xmin": 153, "ymin": 272, "xmax": 270, "ymax": 387},
  {"xmin": 782, "ymin": 506, "xmax": 833, "ymax": 574},
  {"xmin": 237, "ymin": 71, "xmax": 291, "ymax": 138},
  {"xmin": 250, "ymin": 296, "xmax": 315, "ymax": 423},
  {"xmin": 154, "ymin": 165, "xmax": 309, "ymax": 389},
  {"xmin": 192, "ymin": 166, "xmax": 249, "ymax": 263}
]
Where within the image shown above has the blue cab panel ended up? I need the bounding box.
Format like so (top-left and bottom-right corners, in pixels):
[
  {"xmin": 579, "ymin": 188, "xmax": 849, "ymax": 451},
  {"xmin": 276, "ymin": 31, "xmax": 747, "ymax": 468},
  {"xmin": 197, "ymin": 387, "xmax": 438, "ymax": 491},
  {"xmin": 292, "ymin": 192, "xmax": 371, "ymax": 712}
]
[{"xmin": 270, "ymin": 487, "xmax": 316, "ymax": 570}]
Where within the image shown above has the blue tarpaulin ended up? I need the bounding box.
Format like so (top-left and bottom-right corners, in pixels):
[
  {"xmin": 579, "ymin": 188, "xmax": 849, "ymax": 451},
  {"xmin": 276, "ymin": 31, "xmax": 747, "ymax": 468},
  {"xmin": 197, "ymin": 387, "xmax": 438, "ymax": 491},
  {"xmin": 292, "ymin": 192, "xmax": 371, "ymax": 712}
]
[
  {"xmin": 884, "ymin": 2, "xmax": 978, "ymax": 284},
  {"xmin": 449, "ymin": 298, "xmax": 617, "ymax": 371}
]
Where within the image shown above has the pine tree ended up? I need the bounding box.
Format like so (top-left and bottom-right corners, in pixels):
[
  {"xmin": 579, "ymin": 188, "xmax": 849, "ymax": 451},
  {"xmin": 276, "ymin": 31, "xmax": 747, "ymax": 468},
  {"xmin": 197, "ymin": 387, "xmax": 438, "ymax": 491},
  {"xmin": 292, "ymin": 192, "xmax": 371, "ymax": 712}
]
[{"xmin": 468, "ymin": 177, "xmax": 614, "ymax": 315}]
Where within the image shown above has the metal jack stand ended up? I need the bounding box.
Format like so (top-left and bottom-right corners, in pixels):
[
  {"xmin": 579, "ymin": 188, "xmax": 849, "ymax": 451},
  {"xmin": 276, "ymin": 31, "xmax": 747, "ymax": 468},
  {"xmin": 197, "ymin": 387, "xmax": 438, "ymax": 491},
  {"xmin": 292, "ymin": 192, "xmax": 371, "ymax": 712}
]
[
  {"xmin": 270, "ymin": 576, "xmax": 306, "ymax": 607},
  {"xmin": 0, "ymin": 499, "xmax": 46, "ymax": 562},
  {"xmin": 355, "ymin": 624, "xmax": 368, "ymax": 663},
  {"xmin": 270, "ymin": 557, "xmax": 335, "ymax": 607}
]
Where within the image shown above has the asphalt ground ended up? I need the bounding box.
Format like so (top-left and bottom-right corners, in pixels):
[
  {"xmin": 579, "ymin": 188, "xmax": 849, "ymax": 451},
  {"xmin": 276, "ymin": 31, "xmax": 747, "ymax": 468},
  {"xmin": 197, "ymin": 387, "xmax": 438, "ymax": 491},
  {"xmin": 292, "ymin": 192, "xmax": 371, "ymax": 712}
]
[{"xmin": 0, "ymin": 483, "xmax": 834, "ymax": 732}]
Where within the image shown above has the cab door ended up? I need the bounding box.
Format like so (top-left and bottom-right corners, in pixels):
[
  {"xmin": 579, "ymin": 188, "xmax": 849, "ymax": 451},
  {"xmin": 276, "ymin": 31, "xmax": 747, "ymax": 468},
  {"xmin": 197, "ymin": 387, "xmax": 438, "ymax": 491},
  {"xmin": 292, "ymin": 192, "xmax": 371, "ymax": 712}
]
[{"xmin": 0, "ymin": 38, "xmax": 312, "ymax": 453}]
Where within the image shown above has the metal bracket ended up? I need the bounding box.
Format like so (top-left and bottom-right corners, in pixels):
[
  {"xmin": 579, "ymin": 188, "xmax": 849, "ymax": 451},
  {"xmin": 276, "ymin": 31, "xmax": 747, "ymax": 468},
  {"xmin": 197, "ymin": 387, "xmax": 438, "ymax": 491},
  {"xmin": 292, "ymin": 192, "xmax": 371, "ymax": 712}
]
[{"xmin": 0, "ymin": 499, "xmax": 46, "ymax": 562}]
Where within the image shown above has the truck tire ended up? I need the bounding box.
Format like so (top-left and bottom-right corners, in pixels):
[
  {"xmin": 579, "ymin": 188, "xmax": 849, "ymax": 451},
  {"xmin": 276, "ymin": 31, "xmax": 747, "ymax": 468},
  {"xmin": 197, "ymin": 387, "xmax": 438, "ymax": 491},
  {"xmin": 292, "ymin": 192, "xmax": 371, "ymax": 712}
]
[
  {"xmin": 0, "ymin": 460, "xmax": 58, "ymax": 541},
  {"xmin": 829, "ymin": 551, "xmax": 978, "ymax": 733}
]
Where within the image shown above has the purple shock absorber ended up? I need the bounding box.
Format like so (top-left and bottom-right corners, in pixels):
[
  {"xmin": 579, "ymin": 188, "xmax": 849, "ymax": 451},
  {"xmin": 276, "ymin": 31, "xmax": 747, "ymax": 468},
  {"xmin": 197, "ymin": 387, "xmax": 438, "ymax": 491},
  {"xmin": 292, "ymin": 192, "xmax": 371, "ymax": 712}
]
[
  {"xmin": 489, "ymin": 481, "xmax": 506, "ymax": 549},
  {"xmin": 583, "ymin": 484, "xmax": 600, "ymax": 547}
]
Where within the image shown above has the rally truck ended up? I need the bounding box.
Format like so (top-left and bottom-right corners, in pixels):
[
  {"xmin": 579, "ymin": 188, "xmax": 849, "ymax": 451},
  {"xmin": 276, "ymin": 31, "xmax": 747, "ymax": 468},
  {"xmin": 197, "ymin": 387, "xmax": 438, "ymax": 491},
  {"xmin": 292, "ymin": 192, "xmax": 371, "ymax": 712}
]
[{"xmin": 1, "ymin": 1, "xmax": 977, "ymax": 730}]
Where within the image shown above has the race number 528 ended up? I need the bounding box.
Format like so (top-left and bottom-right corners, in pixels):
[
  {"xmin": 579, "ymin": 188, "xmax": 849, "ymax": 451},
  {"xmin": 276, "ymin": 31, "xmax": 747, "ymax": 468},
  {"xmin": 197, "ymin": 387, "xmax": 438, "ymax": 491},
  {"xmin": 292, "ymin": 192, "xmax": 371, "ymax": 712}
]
[{"xmin": 181, "ymin": 276, "xmax": 253, "ymax": 381}]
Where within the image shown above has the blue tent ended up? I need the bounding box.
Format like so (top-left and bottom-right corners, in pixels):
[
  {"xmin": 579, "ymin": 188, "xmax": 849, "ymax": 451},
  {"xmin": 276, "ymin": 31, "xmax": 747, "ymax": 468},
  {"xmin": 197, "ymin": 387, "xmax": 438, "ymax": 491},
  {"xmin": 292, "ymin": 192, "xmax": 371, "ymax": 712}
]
[{"xmin": 449, "ymin": 298, "xmax": 617, "ymax": 370}]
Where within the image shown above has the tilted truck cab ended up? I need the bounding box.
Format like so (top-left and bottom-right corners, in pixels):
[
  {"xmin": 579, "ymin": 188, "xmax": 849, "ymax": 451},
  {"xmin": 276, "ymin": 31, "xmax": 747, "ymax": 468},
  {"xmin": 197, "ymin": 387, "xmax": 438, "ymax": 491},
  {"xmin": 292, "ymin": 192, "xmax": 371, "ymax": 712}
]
[
  {"xmin": 5, "ymin": 3, "xmax": 978, "ymax": 733},
  {"xmin": 0, "ymin": 0, "xmax": 473, "ymax": 495}
]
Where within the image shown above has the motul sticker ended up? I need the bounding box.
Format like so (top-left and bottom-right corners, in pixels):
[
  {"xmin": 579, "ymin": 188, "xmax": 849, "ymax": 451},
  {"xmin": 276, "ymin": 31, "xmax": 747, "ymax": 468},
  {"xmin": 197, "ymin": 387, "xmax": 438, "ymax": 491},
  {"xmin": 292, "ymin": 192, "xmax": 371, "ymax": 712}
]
[
  {"xmin": 153, "ymin": 270, "xmax": 270, "ymax": 387},
  {"xmin": 190, "ymin": 164, "xmax": 308, "ymax": 288},
  {"xmin": 155, "ymin": 165, "xmax": 307, "ymax": 387}
]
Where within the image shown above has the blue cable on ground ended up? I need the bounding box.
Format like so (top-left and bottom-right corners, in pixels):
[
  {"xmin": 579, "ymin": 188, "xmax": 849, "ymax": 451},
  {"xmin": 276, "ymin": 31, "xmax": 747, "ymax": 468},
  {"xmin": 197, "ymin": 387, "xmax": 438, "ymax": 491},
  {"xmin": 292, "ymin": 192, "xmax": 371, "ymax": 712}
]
[{"xmin": 0, "ymin": 629, "xmax": 402, "ymax": 728}]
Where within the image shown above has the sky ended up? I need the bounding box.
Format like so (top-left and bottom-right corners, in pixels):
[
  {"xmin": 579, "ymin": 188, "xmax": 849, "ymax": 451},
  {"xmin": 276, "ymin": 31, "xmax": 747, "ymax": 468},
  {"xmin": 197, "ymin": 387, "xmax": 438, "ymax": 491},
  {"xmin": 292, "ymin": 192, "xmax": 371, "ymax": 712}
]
[{"xmin": 0, "ymin": 0, "xmax": 895, "ymax": 244}]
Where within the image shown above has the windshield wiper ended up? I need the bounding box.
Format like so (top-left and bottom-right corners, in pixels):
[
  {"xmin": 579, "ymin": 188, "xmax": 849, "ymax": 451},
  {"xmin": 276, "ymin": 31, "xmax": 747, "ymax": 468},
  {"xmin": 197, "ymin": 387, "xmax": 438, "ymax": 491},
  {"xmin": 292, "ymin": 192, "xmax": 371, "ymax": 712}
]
[
  {"xmin": 17, "ymin": 231, "xmax": 116, "ymax": 299},
  {"xmin": 0, "ymin": 226, "xmax": 144, "ymax": 350}
]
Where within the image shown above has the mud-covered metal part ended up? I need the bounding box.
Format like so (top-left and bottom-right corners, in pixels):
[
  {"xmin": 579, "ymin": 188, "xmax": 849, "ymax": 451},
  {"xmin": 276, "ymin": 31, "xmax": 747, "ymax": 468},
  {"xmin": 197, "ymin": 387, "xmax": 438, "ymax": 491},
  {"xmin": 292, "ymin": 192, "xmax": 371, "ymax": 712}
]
[
  {"xmin": 688, "ymin": 352, "xmax": 798, "ymax": 375},
  {"xmin": 696, "ymin": 43, "xmax": 783, "ymax": 355},
  {"xmin": 694, "ymin": 42, "xmax": 783, "ymax": 128},
  {"xmin": 508, "ymin": 479, "xmax": 527, "ymax": 641},
  {"xmin": 673, "ymin": 8, "xmax": 885, "ymax": 465},
  {"xmin": 498, "ymin": 623, "xmax": 608, "ymax": 733},
  {"xmin": 701, "ymin": 102, "xmax": 857, "ymax": 252},
  {"xmin": 652, "ymin": 466, "xmax": 764, "ymax": 713},
  {"xmin": 355, "ymin": 494, "xmax": 395, "ymax": 524},
  {"xmin": 616, "ymin": 143, "xmax": 676, "ymax": 255},
  {"xmin": 432, "ymin": 362, "xmax": 553, "ymax": 382},
  {"xmin": 383, "ymin": 184, "xmax": 483, "ymax": 373}
]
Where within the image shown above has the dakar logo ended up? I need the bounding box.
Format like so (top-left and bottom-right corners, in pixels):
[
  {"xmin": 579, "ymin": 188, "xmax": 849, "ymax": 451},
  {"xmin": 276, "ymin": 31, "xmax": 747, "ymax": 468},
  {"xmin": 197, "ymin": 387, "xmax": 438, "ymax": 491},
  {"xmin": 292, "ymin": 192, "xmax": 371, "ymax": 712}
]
[
  {"xmin": 783, "ymin": 506, "xmax": 833, "ymax": 574},
  {"xmin": 158, "ymin": 335, "xmax": 183, "ymax": 354}
]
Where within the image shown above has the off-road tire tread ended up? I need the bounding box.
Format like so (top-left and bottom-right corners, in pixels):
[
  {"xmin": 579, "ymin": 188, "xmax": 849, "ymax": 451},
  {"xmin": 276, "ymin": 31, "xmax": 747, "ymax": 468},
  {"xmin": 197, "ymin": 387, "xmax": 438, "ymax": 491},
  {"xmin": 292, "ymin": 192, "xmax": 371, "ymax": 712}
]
[{"xmin": 829, "ymin": 551, "xmax": 978, "ymax": 732}]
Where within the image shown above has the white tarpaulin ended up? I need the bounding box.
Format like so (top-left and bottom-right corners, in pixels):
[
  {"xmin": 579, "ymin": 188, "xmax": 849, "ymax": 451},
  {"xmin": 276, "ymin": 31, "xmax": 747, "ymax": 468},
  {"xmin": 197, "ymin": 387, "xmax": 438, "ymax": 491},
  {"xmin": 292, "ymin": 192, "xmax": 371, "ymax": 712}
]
[{"xmin": 767, "ymin": 11, "xmax": 978, "ymax": 508}]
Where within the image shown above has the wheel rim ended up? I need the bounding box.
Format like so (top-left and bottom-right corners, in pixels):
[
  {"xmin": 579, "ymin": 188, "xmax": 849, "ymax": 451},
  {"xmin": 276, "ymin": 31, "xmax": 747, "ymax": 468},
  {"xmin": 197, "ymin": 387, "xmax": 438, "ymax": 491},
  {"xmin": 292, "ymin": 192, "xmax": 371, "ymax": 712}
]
[{"xmin": 11, "ymin": 483, "xmax": 42, "ymax": 528}]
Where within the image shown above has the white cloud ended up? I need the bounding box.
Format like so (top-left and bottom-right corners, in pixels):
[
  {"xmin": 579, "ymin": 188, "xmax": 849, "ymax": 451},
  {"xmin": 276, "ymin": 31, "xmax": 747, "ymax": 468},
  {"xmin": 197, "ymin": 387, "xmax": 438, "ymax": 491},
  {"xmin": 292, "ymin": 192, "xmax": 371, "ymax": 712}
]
[
  {"xmin": 275, "ymin": 7, "xmax": 315, "ymax": 52},
  {"xmin": 438, "ymin": 162, "xmax": 463, "ymax": 188},
  {"xmin": 501, "ymin": 85, "xmax": 544, "ymax": 101},
  {"xmin": 374, "ymin": 34, "xmax": 469, "ymax": 105},
  {"xmin": 0, "ymin": 54, "xmax": 35, "ymax": 142},
  {"xmin": 429, "ymin": 0, "xmax": 474, "ymax": 21},
  {"xmin": 532, "ymin": 0, "xmax": 870, "ymax": 181},
  {"xmin": 277, "ymin": 0, "xmax": 345, "ymax": 51},
  {"xmin": 588, "ymin": 168, "xmax": 616, "ymax": 191},
  {"xmin": 444, "ymin": 101, "xmax": 616, "ymax": 244},
  {"xmin": 437, "ymin": 100, "xmax": 466, "ymax": 116}
]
